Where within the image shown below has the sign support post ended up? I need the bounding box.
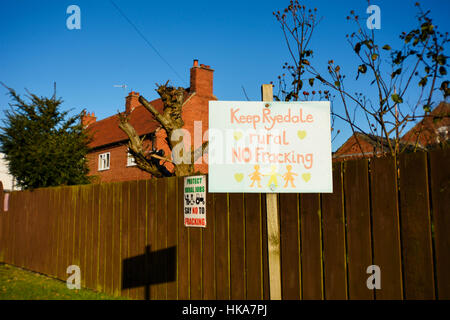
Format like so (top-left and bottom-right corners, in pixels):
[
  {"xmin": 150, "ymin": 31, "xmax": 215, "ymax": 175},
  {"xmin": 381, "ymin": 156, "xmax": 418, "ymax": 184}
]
[{"xmin": 261, "ymin": 84, "xmax": 282, "ymax": 300}]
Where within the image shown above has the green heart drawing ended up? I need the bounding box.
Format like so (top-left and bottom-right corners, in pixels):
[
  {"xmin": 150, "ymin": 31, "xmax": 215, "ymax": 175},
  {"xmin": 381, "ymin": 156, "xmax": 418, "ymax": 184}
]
[
  {"xmin": 302, "ymin": 173, "xmax": 311, "ymax": 182},
  {"xmin": 297, "ymin": 130, "xmax": 307, "ymax": 140},
  {"xmin": 234, "ymin": 131, "xmax": 243, "ymax": 141},
  {"xmin": 234, "ymin": 173, "xmax": 244, "ymax": 182}
]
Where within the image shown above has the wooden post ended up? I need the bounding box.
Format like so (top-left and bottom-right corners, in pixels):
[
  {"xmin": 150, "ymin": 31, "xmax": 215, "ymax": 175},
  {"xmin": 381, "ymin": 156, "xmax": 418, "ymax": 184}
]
[{"xmin": 261, "ymin": 84, "xmax": 282, "ymax": 300}]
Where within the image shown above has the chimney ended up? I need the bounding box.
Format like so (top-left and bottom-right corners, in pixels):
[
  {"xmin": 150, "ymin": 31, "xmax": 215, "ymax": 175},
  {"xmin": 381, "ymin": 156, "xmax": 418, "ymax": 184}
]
[
  {"xmin": 190, "ymin": 59, "xmax": 214, "ymax": 97},
  {"xmin": 125, "ymin": 91, "xmax": 140, "ymax": 113},
  {"xmin": 82, "ymin": 111, "xmax": 97, "ymax": 127}
]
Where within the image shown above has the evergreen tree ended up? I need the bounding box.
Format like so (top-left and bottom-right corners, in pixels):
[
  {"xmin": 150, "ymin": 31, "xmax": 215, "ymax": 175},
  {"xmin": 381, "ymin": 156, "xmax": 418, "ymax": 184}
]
[{"xmin": 0, "ymin": 84, "xmax": 91, "ymax": 189}]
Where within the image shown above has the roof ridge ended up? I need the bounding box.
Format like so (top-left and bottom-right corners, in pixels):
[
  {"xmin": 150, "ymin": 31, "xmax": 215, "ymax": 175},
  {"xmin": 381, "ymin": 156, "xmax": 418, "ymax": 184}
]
[{"xmin": 91, "ymin": 97, "xmax": 162, "ymax": 126}]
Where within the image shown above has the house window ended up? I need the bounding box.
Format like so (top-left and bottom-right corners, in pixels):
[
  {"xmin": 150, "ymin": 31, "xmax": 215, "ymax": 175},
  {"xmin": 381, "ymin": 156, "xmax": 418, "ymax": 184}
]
[
  {"xmin": 127, "ymin": 152, "xmax": 136, "ymax": 167},
  {"xmin": 98, "ymin": 152, "xmax": 110, "ymax": 171}
]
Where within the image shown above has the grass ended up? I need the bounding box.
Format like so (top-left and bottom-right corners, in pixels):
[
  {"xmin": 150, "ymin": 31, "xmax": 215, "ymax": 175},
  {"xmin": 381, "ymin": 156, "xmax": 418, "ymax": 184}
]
[{"xmin": 0, "ymin": 263, "xmax": 126, "ymax": 300}]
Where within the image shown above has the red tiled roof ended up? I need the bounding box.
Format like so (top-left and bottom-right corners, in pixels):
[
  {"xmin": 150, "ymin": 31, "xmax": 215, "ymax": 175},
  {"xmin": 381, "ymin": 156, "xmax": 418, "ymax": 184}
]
[
  {"xmin": 87, "ymin": 98, "xmax": 164, "ymax": 149},
  {"xmin": 402, "ymin": 101, "xmax": 450, "ymax": 146}
]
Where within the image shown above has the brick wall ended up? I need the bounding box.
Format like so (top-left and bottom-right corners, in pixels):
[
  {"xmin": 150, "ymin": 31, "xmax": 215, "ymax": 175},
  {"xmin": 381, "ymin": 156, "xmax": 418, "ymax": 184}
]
[
  {"xmin": 86, "ymin": 60, "xmax": 216, "ymax": 182},
  {"xmin": 87, "ymin": 144, "xmax": 151, "ymax": 183}
]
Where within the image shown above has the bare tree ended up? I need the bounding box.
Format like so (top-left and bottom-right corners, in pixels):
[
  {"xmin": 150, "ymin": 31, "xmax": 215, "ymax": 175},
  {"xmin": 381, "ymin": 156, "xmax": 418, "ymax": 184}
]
[
  {"xmin": 273, "ymin": 0, "xmax": 340, "ymax": 142},
  {"xmin": 275, "ymin": 1, "xmax": 449, "ymax": 157},
  {"xmin": 118, "ymin": 82, "xmax": 208, "ymax": 177}
]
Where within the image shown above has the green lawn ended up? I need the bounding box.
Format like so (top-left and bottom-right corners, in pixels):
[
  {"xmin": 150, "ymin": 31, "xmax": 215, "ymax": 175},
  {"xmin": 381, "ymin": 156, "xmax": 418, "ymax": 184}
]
[{"xmin": 0, "ymin": 263, "xmax": 125, "ymax": 300}]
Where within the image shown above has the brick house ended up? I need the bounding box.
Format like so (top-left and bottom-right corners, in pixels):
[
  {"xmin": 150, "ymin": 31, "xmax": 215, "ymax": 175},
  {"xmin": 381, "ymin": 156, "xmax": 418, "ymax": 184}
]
[
  {"xmin": 83, "ymin": 60, "xmax": 217, "ymax": 183},
  {"xmin": 333, "ymin": 101, "xmax": 449, "ymax": 161}
]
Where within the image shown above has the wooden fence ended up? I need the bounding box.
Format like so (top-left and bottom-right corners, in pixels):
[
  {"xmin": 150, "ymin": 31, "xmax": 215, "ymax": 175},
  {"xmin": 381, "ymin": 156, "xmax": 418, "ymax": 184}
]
[{"xmin": 0, "ymin": 149, "xmax": 449, "ymax": 300}]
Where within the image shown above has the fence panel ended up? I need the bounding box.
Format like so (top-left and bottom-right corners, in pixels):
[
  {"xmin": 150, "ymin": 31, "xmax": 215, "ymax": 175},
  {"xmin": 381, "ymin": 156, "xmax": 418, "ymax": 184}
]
[
  {"xmin": 429, "ymin": 149, "xmax": 450, "ymax": 299},
  {"xmin": 177, "ymin": 176, "xmax": 189, "ymax": 300},
  {"xmin": 112, "ymin": 183, "xmax": 123, "ymax": 297},
  {"xmin": 300, "ymin": 193, "xmax": 323, "ymax": 300},
  {"xmin": 280, "ymin": 193, "xmax": 301, "ymax": 300},
  {"xmin": 245, "ymin": 193, "xmax": 264, "ymax": 300},
  {"xmin": 137, "ymin": 180, "xmax": 148, "ymax": 300},
  {"xmin": 322, "ymin": 162, "xmax": 347, "ymax": 300},
  {"xmin": 215, "ymin": 193, "xmax": 230, "ymax": 300},
  {"xmin": 399, "ymin": 152, "xmax": 435, "ymax": 299},
  {"xmin": 229, "ymin": 193, "xmax": 246, "ymax": 300},
  {"xmin": 155, "ymin": 178, "xmax": 168, "ymax": 299},
  {"xmin": 344, "ymin": 159, "xmax": 373, "ymax": 300},
  {"xmin": 202, "ymin": 181, "xmax": 216, "ymax": 300},
  {"xmin": 166, "ymin": 177, "xmax": 178, "ymax": 300},
  {"xmin": 370, "ymin": 156, "xmax": 403, "ymax": 299}
]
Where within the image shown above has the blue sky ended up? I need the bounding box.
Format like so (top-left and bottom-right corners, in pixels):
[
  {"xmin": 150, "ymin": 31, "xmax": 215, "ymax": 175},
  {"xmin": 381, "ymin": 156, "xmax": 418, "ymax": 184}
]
[{"xmin": 0, "ymin": 0, "xmax": 449, "ymax": 150}]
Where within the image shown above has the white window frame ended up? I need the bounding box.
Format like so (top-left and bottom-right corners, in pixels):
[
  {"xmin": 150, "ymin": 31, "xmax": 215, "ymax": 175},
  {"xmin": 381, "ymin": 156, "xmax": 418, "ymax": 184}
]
[
  {"xmin": 127, "ymin": 152, "xmax": 137, "ymax": 167},
  {"xmin": 98, "ymin": 152, "xmax": 110, "ymax": 171}
]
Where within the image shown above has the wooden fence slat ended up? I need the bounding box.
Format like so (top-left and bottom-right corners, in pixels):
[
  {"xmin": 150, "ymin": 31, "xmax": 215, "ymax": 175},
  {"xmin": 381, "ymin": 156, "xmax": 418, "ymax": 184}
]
[
  {"xmin": 97, "ymin": 184, "xmax": 107, "ymax": 292},
  {"xmin": 105, "ymin": 183, "xmax": 115, "ymax": 295},
  {"xmin": 61, "ymin": 188, "xmax": 70, "ymax": 280},
  {"xmin": 429, "ymin": 148, "xmax": 450, "ymax": 299},
  {"xmin": 202, "ymin": 178, "xmax": 215, "ymax": 300},
  {"xmin": 4, "ymin": 192, "xmax": 10, "ymax": 264},
  {"xmin": 0, "ymin": 190, "xmax": 6, "ymax": 262},
  {"xmin": 0, "ymin": 192, "xmax": 5, "ymax": 262},
  {"xmin": 7, "ymin": 191, "xmax": 12, "ymax": 264},
  {"xmin": 39, "ymin": 189, "xmax": 49, "ymax": 274},
  {"xmin": 245, "ymin": 193, "xmax": 263, "ymax": 300},
  {"xmin": 16, "ymin": 191, "xmax": 25, "ymax": 269},
  {"xmin": 137, "ymin": 180, "xmax": 148, "ymax": 300},
  {"xmin": 280, "ymin": 193, "xmax": 301, "ymax": 300},
  {"xmin": 229, "ymin": 193, "xmax": 246, "ymax": 299},
  {"xmin": 79, "ymin": 186, "xmax": 87, "ymax": 288},
  {"xmin": 120, "ymin": 181, "xmax": 130, "ymax": 298},
  {"xmin": 190, "ymin": 225, "xmax": 202, "ymax": 299},
  {"xmin": 57, "ymin": 188, "xmax": 65, "ymax": 280},
  {"xmin": 244, "ymin": 193, "xmax": 267, "ymax": 300},
  {"xmin": 33, "ymin": 190, "xmax": 41, "ymax": 272},
  {"xmin": 167, "ymin": 177, "xmax": 178, "ymax": 300},
  {"xmin": 399, "ymin": 152, "xmax": 435, "ymax": 299},
  {"xmin": 84, "ymin": 186, "xmax": 91, "ymax": 289},
  {"xmin": 108, "ymin": 183, "xmax": 116, "ymax": 296},
  {"xmin": 90, "ymin": 184, "xmax": 100, "ymax": 291},
  {"xmin": 156, "ymin": 178, "xmax": 168, "ymax": 299},
  {"xmin": 370, "ymin": 156, "xmax": 403, "ymax": 299},
  {"xmin": 45, "ymin": 190, "xmax": 52, "ymax": 276},
  {"xmin": 344, "ymin": 159, "xmax": 373, "ymax": 300},
  {"xmin": 261, "ymin": 194, "xmax": 270, "ymax": 300},
  {"xmin": 177, "ymin": 176, "xmax": 189, "ymax": 299},
  {"xmin": 37, "ymin": 190, "xmax": 43, "ymax": 272},
  {"xmin": 300, "ymin": 193, "xmax": 323, "ymax": 300},
  {"xmin": 41, "ymin": 190, "xmax": 48, "ymax": 275},
  {"xmin": 147, "ymin": 179, "xmax": 158, "ymax": 300},
  {"xmin": 85, "ymin": 185, "xmax": 94, "ymax": 290},
  {"xmin": 215, "ymin": 193, "xmax": 230, "ymax": 300},
  {"xmin": 322, "ymin": 162, "xmax": 347, "ymax": 300},
  {"xmin": 53, "ymin": 188, "xmax": 61, "ymax": 278},
  {"xmin": 5, "ymin": 192, "xmax": 12, "ymax": 264},
  {"xmin": 111, "ymin": 183, "xmax": 121, "ymax": 297},
  {"xmin": 23, "ymin": 191, "xmax": 30, "ymax": 269},
  {"xmin": 19, "ymin": 191, "xmax": 26, "ymax": 269},
  {"xmin": 66, "ymin": 187, "xmax": 75, "ymax": 274},
  {"xmin": 127, "ymin": 180, "xmax": 139, "ymax": 299}
]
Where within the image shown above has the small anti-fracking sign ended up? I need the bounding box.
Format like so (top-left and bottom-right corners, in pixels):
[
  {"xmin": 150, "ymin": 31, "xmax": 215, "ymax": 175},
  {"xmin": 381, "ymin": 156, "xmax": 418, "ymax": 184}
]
[
  {"xmin": 184, "ymin": 175, "xmax": 207, "ymax": 227},
  {"xmin": 208, "ymin": 101, "xmax": 333, "ymax": 193}
]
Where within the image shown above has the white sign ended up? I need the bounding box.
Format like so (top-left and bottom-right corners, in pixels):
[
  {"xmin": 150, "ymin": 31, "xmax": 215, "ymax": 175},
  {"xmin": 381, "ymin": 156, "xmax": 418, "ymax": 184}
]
[
  {"xmin": 184, "ymin": 175, "xmax": 207, "ymax": 227},
  {"xmin": 208, "ymin": 101, "xmax": 332, "ymax": 193}
]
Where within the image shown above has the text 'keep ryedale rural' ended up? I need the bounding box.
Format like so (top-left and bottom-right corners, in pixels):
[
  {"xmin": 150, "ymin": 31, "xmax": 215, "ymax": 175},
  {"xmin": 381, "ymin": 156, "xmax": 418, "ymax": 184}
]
[{"xmin": 230, "ymin": 107, "xmax": 314, "ymax": 130}]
